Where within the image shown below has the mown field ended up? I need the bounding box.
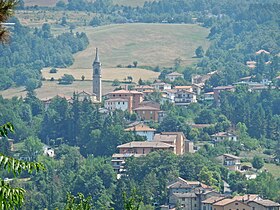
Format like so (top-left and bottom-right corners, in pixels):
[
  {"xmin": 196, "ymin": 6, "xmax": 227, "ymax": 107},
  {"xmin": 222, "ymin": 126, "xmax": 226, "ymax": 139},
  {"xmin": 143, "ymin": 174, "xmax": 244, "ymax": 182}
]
[
  {"xmin": 71, "ymin": 24, "xmax": 210, "ymax": 68},
  {"xmin": 0, "ymin": 81, "xmax": 116, "ymax": 99},
  {"xmin": 42, "ymin": 67, "xmax": 159, "ymax": 81}
]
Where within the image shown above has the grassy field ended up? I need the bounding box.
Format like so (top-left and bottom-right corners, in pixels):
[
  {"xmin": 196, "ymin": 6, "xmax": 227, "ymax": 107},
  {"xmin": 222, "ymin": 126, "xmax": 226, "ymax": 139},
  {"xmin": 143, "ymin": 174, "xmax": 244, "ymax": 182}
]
[
  {"xmin": 42, "ymin": 67, "xmax": 160, "ymax": 82},
  {"xmin": 0, "ymin": 81, "xmax": 117, "ymax": 99},
  {"xmin": 70, "ymin": 24, "xmax": 210, "ymax": 68}
]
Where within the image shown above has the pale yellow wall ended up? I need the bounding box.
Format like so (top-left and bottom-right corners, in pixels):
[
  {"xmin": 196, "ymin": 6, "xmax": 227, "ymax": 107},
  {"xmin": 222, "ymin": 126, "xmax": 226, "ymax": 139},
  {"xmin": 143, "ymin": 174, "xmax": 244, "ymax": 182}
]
[{"xmin": 213, "ymin": 201, "xmax": 250, "ymax": 210}]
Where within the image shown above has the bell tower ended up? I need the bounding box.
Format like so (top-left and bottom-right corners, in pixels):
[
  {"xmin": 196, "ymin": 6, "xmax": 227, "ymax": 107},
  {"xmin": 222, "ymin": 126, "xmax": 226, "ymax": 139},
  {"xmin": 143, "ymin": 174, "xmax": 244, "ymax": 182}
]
[{"xmin": 92, "ymin": 48, "xmax": 102, "ymax": 102}]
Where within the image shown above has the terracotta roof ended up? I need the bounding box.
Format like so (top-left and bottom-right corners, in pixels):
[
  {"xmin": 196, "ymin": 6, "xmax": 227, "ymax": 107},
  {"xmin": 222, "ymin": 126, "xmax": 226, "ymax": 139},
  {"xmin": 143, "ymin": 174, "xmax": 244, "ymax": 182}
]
[
  {"xmin": 133, "ymin": 106, "xmax": 160, "ymax": 111},
  {"xmin": 164, "ymin": 89, "xmax": 177, "ymax": 93},
  {"xmin": 213, "ymin": 199, "xmax": 238, "ymax": 206},
  {"xmin": 76, "ymin": 90, "xmax": 96, "ymax": 96},
  {"xmin": 124, "ymin": 124, "xmax": 156, "ymax": 132},
  {"xmin": 105, "ymin": 98, "xmax": 129, "ymax": 102},
  {"xmin": 173, "ymin": 192, "xmax": 197, "ymax": 198},
  {"xmin": 174, "ymin": 86, "xmax": 192, "ymax": 89},
  {"xmin": 233, "ymin": 194, "xmax": 260, "ymax": 202},
  {"xmin": 167, "ymin": 72, "xmax": 183, "ymax": 76},
  {"xmin": 117, "ymin": 141, "xmax": 174, "ymax": 149},
  {"xmin": 153, "ymin": 134, "xmax": 177, "ymax": 142},
  {"xmin": 249, "ymin": 200, "xmax": 280, "ymax": 207},
  {"xmin": 213, "ymin": 85, "xmax": 234, "ymax": 90},
  {"xmin": 108, "ymin": 89, "xmax": 143, "ymax": 95},
  {"xmin": 202, "ymin": 196, "xmax": 226, "ymax": 204}
]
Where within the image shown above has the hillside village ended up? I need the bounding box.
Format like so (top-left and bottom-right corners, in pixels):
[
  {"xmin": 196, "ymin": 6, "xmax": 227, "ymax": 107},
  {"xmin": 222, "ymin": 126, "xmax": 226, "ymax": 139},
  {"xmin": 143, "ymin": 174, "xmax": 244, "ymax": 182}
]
[{"xmin": 31, "ymin": 49, "xmax": 280, "ymax": 210}]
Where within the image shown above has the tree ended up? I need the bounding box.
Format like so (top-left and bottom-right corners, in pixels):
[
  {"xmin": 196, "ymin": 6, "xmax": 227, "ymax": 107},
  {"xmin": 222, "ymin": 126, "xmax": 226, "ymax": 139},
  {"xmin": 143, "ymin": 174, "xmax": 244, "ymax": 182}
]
[
  {"xmin": 127, "ymin": 76, "xmax": 133, "ymax": 83},
  {"xmin": 21, "ymin": 137, "xmax": 43, "ymax": 161},
  {"xmin": 195, "ymin": 46, "xmax": 204, "ymax": 58},
  {"xmin": 112, "ymin": 79, "xmax": 120, "ymax": 86},
  {"xmin": 59, "ymin": 74, "xmax": 75, "ymax": 85},
  {"xmin": 252, "ymin": 156, "xmax": 264, "ymax": 170},
  {"xmin": 0, "ymin": 123, "xmax": 45, "ymax": 209},
  {"xmin": 0, "ymin": 0, "xmax": 17, "ymax": 43},
  {"xmin": 133, "ymin": 61, "xmax": 138, "ymax": 68},
  {"xmin": 63, "ymin": 193, "xmax": 93, "ymax": 210}
]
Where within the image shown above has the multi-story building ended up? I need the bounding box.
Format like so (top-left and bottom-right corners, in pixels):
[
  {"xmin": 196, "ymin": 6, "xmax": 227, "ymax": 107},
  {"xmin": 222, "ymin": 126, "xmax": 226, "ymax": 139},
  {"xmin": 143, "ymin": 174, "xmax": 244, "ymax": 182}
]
[
  {"xmin": 104, "ymin": 98, "xmax": 129, "ymax": 112},
  {"xmin": 174, "ymin": 90, "xmax": 197, "ymax": 106},
  {"xmin": 106, "ymin": 89, "xmax": 144, "ymax": 113}
]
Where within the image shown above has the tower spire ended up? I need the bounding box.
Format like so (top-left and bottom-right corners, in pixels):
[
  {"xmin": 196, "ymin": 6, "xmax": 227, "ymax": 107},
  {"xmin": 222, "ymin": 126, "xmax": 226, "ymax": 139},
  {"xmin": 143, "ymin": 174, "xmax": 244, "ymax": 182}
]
[{"xmin": 94, "ymin": 48, "xmax": 100, "ymax": 63}]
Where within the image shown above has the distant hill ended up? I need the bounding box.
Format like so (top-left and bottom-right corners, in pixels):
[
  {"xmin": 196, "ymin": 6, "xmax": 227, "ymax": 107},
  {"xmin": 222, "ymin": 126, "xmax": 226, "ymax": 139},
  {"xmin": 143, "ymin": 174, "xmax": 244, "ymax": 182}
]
[{"xmin": 24, "ymin": 0, "xmax": 149, "ymax": 7}]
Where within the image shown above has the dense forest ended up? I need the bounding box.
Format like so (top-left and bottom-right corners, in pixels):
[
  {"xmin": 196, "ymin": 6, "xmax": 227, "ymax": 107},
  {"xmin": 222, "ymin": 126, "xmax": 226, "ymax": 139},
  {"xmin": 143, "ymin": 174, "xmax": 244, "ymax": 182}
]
[{"xmin": 0, "ymin": 18, "xmax": 88, "ymax": 90}]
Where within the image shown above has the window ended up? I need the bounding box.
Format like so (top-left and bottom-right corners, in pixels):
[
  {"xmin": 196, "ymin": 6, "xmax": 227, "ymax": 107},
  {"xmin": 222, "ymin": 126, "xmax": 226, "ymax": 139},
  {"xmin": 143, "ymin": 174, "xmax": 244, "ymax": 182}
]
[
  {"xmin": 182, "ymin": 198, "xmax": 185, "ymax": 201},
  {"xmin": 194, "ymin": 204, "xmax": 196, "ymax": 207},
  {"xmin": 235, "ymin": 203, "xmax": 239, "ymax": 205}
]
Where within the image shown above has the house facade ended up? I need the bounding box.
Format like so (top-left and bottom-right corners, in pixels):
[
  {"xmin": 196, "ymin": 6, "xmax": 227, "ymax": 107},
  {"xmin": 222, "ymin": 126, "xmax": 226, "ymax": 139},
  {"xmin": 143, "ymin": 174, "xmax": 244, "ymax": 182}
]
[
  {"xmin": 248, "ymin": 200, "xmax": 280, "ymax": 210},
  {"xmin": 220, "ymin": 154, "xmax": 241, "ymax": 171},
  {"xmin": 117, "ymin": 141, "xmax": 175, "ymax": 155},
  {"xmin": 106, "ymin": 89, "xmax": 144, "ymax": 113},
  {"xmin": 174, "ymin": 90, "xmax": 197, "ymax": 106},
  {"xmin": 166, "ymin": 72, "xmax": 184, "ymax": 82},
  {"xmin": 133, "ymin": 106, "xmax": 161, "ymax": 122},
  {"xmin": 104, "ymin": 98, "xmax": 129, "ymax": 112},
  {"xmin": 211, "ymin": 132, "xmax": 237, "ymax": 142},
  {"xmin": 124, "ymin": 123, "xmax": 156, "ymax": 141},
  {"xmin": 212, "ymin": 199, "xmax": 251, "ymax": 210}
]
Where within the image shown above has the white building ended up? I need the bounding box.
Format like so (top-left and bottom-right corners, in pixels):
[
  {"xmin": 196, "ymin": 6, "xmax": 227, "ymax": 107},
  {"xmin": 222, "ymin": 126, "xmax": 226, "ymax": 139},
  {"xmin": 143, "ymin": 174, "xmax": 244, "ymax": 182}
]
[
  {"xmin": 104, "ymin": 98, "xmax": 129, "ymax": 112},
  {"xmin": 174, "ymin": 90, "xmax": 197, "ymax": 106},
  {"xmin": 151, "ymin": 82, "xmax": 172, "ymax": 91}
]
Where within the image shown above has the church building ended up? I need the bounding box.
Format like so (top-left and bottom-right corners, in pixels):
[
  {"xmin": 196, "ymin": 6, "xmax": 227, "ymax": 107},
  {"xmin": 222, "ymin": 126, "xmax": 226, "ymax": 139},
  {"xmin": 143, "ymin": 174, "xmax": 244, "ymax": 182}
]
[{"xmin": 92, "ymin": 48, "xmax": 102, "ymax": 102}]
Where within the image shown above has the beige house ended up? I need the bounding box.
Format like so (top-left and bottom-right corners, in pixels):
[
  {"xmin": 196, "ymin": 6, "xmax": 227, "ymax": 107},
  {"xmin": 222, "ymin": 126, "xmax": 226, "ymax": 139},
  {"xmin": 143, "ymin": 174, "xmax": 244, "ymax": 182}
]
[
  {"xmin": 133, "ymin": 106, "xmax": 161, "ymax": 122},
  {"xmin": 167, "ymin": 177, "xmax": 219, "ymax": 210},
  {"xmin": 170, "ymin": 192, "xmax": 199, "ymax": 209},
  {"xmin": 154, "ymin": 132, "xmax": 194, "ymax": 155},
  {"xmin": 75, "ymin": 91, "xmax": 97, "ymax": 102},
  {"xmin": 104, "ymin": 98, "xmax": 129, "ymax": 112},
  {"xmin": 174, "ymin": 90, "xmax": 197, "ymax": 106},
  {"xmin": 166, "ymin": 72, "xmax": 184, "ymax": 82},
  {"xmin": 212, "ymin": 199, "xmax": 251, "ymax": 210},
  {"xmin": 248, "ymin": 200, "xmax": 280, "ymax": 210},
  {"xmin": 117, "ymin": 141, "xmax": 175, "ymax": 155},
  {"xmin": 202, "ymin": 196, "xmax": 226, "ymax": 210},
  {"xmin": 211, "ymin": 132, "xmax": 237, "ymax": 142}
]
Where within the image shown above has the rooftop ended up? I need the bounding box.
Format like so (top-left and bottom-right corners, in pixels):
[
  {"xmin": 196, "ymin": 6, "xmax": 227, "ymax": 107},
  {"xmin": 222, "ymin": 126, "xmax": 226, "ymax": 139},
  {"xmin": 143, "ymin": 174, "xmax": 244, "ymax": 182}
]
[
  {"xmin": 174, "ymin": 86, "xmax": 192, "ymax": 89},
  {"xmin": 223, "ymin": 154, "xmax": 241, "ymax": 160},
  {"xmin": 153, "ymin": 134, "xmax": 177, "ymax": 142},
  {"xmin": 213, "ymin": 85, "xmax": 234, "ymax": 90},
  {"xmin": 211, "ymin": 132, "xmax": 236, "ymax": 137},
  {"xmin": 124, "ymin": 124, "xmax": 156, "ymax": 132},
  {"xmin": 202, "ymin": 196, "xmax": 226, "ymax": 204},
  {"xmin": 133, "ymin": 106, "xmax": 160, "ymax": 111},
  {"xmin": 213, "ymin": 199, "xmax": 238, "ymax": 206},
  {"xmin": 167, "ymin": 72, "xmax": 183, "ymax": 76},
  {"xmin": 249, "ymin": 199, "xmax": 280, "ymax": 207},
  {"xmin": 108, "ymin": 89, "xmax": 143, "ymax": 95},
  {"xmin": 117, "ymin": 141, "xmax": 174, "ymax": 149}
]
